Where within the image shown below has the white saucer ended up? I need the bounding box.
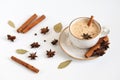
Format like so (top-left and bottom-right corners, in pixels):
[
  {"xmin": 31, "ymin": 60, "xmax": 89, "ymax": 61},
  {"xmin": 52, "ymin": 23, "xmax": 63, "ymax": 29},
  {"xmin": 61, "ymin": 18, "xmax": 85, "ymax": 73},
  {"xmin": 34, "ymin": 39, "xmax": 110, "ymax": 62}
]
[{"xmin": 59, "ymin": 27, "xmax": 97, "ymax": 60}]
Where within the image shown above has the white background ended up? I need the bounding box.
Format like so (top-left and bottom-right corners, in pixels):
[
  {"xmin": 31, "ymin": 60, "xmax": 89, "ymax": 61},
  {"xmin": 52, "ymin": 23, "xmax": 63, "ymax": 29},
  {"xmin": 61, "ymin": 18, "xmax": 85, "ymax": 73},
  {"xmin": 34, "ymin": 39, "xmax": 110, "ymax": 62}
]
[{"xmin": 0, "ymin": 0, "xmax": 119, "ymax": 80}]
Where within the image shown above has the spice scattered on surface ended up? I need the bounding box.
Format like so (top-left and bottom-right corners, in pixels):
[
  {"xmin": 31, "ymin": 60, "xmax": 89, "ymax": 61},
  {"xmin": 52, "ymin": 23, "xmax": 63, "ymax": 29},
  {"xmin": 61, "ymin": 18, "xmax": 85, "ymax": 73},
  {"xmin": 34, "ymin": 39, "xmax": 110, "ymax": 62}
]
[
  {"xmin": 54, "ymin": 23, "xmax": 62, "ymax": 33},
  {"xmin": 8, "ymin": 20, "xmax": 15, "ymax": 28},
  {"xmin": 82, "ymin": 33, "xmax": 92, "ymax": 39},
  {"xmin": 41, "ymin": 27, "xmax": 49, "ymax": 34},
  {"xmin": 34, "ymin": 33, "xmax": 37, "ymax": 36},
  {"xmin": 11, "ymin": 56, "xmax": 39, "ymax": 73},
  {"xmin": 58, "ymin": 60, "xmax": 72, "ymax": 69},
  {"xmin": 7, "ymin": 35, "xmax": 16, "ymax": 42},
  {"xmin": 44, "ymin": 40, "xmax": 46, "ymax": 42},
  {"xmin": 30, "ymin": 42, "xmax": 40, "ymax": 48},
  {"xmin": 28, "ymin": 52, "xmax": 38, "ymax": 60},
  {"xmin": 51, "ymin": 39, "xmax": 58, "ymax": 45},
  {"xmin": 22, "ymin": 14, "xmax": 46, "ymax": 33},
  {"xmin": 16, "ymin": 49, "xmax": 28, "ymax": 54},
  {"xmin": 46, "ymin": 49, "xmax": 55, "ymax": 58},
  {"xmin": 17, "ymin": 14, "xmax": 37, "ymax": 33}
]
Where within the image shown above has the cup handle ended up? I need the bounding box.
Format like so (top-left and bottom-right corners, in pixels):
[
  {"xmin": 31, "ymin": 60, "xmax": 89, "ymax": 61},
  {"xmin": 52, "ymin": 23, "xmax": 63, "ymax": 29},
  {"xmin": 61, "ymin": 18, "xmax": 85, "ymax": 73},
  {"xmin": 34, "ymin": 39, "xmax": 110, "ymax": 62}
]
[{"xmin": 100, "ymin": 27, "xmax": 110, "ymax": 38}]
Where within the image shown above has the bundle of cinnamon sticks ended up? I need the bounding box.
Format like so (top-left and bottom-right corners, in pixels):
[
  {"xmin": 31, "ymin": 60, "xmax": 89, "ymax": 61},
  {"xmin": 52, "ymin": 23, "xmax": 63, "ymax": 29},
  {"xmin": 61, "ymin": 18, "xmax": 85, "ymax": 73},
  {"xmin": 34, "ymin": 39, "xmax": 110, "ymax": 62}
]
[{"xmin": 17, "ymin": 14, "xmax": 46, "ymax": 33}]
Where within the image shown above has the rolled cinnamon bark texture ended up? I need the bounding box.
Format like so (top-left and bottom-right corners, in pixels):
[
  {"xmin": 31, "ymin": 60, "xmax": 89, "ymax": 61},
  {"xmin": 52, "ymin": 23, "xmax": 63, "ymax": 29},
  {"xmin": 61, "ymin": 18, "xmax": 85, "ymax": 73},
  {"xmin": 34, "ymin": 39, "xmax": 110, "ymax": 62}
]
[
  {"xmin": 17, "ymin": 14, "xmax": 38, "ymax": 33},
  {"xmin": 11, "ymin": 56, "xmax": 39, "ymax": 73},
  {"xmin": 17, "ymin": 14, "xmax": 46, "ymax": 33},
  {"xmin": 85, "ymin": 36, "xmax": 109, "ymax": 58},
  {"xmin": 22, "ymin": 15, "xmax": 46, "ymax": 33}
]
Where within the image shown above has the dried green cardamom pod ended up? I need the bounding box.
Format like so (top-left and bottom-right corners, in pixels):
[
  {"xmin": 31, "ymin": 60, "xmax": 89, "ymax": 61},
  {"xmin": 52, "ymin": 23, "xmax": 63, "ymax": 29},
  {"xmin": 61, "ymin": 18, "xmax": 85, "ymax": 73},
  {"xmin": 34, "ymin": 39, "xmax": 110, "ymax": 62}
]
[
  {"xmin": 8, "ymin": 20, "xmax": 15, "ymax": 28},
  {"xmin": 54, "ymin": 23, "xmax": 62, "ymax": 33},
  {"xmin": 58, "ymin": 60, "xmax": 72, "ymax": 69},
  {"xmin": 16, "ymin": 49, "xmax": 28, "ymax": 54}
]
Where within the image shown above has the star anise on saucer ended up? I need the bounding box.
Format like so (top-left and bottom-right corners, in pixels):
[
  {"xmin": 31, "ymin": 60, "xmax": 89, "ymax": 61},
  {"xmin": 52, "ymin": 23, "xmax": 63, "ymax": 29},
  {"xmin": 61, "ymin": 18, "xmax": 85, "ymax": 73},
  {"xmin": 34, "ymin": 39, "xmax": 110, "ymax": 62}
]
[
  {"xmin": 7, "ymin": 34, "xmax": 16, "ymax": 42},
  {"xmin": 82, "ymin": 33, "xmax": 92, "ymax": 39},
  {"xmin": 30, "ymin": 42, "xmax": 40, "ymax": 48},
  {"xmin": 41, "ymin": 27, "xmax": 49, "ymax": 34},
  {"xmin": 92, "ymin": 48, "xmax": 105, "ymax": 56},
  {"xmin": 91, "ymin": 39, "xmax": 110, "ymax": 57},
  {"xmin": 51, "ymin": 39, "xmax": 58, "ymax": 45},
  {"xmin": 46, "ymin": 49, "xmax": 55, "ymax": 58},
  {"xmin": 100, "ymin": 40, "xmax": 110, "ymax": 50},
  {"xmin": 28, "ymin": 52, "xmax": 38, "ymax": 60}
]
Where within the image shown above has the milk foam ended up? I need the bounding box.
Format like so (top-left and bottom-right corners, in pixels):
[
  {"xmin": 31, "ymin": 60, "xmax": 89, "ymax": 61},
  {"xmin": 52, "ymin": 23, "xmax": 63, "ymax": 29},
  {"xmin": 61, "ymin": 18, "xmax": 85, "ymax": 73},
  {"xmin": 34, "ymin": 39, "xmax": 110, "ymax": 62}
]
[{"xmin": 70, "ymin": 18, "xmax": 100, "ymax": 39}]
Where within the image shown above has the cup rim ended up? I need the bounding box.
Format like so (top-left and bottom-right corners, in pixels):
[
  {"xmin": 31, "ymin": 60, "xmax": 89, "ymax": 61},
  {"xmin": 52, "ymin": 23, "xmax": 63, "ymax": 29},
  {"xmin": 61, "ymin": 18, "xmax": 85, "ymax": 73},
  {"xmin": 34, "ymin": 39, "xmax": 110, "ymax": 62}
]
[{"xmin": 69, "ymin": 17, "xmax": 101, "ymax": 40}]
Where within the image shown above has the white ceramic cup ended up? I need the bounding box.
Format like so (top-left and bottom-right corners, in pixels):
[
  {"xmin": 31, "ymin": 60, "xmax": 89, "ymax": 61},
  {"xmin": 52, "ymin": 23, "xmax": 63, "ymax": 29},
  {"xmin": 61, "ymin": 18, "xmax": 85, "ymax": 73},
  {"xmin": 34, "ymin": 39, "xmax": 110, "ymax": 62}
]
[{"xmin": 69, "ymin": 17, "xmax": 110, "ymax": 49}]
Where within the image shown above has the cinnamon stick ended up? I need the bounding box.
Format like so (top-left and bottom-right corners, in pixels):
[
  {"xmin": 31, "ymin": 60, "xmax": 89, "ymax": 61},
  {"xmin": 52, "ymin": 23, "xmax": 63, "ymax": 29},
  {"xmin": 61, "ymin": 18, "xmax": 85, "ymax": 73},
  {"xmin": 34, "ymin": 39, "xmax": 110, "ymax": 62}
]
[
  {"xmin": 17, "ymin": 14, "xmax": 38, "ymax": 33},
  {"xmin": 11, "ymin": 56, "xmax": 39, "ymax": 73},
  {"xmin": 85, "ymin": 36, "xmax": 109, "ymax": 58},
  {"xmin": 87, "ymin": 15, "xmax": 94, "ymax": 26},
  {"xmin": 22, "ymin": 15, "xmax": 46, "ymax": 33}
]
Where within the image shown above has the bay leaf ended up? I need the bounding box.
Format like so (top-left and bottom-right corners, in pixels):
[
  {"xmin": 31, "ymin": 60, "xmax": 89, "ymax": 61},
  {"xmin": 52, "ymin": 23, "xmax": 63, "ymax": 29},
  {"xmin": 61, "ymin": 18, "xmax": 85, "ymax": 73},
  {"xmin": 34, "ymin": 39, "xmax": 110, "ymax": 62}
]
[
  {"xmin": 16, "ymin": 49, "xmax": 28, "ymax": 54},
  {"xmin": 8, "ymin": 20, "xmax": 15, "ymax": 28},
  {"xmin": 54, "ymin": 23, "xmax": 62, "ymax": 33},
  {"xmin": 58, "ymin": 60, "xmax": 72, "ymax": 69}
]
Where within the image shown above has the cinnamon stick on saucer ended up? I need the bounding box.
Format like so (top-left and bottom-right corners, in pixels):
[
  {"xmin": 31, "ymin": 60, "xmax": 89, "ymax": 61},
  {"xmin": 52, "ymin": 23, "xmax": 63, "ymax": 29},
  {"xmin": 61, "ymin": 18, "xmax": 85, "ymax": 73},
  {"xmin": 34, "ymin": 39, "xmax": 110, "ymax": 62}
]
[
  {"xmin": 17, "ymin": 14, "xmax": 38, "ymax": 33},
  {"xmin": 87, "ymin": 15, "xmax": 94, "ymax": 26},
  {"xmin": 85, "ymin": 36, "xmax": 109, "ymax": 58},
  {"xmin": 11, "ymin": 56, "xmax": 39, "ymax": 73},
  {"xmin": 22, "ymin": 15, "xmax": 46, "ymax": 33}
]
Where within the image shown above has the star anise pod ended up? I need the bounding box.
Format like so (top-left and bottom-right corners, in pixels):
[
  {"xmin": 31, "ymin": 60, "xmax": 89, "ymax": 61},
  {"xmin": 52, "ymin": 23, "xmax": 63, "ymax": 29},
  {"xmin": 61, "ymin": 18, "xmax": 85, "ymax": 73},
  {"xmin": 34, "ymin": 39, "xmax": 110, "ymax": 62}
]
[
  {"xmin": 46, "ymin": 49, "xmax": 55, "ymax": 58},
  {"xmin": 51, "ymin": 39, "xmax": 58, "ymax": 45},
  {"xmin": 7, "ymin": 34, "xmax": 16, "ymax": 42},
  {"xmin": 41, "ymin": 27, "xmax": 49, "ymax": 34},
  {"xmin": 82, "ymin": 33, "xmax": 92, "ymax": 39},
  {"xmin": 28, "ymin": 52, "xmax": 38, "ymax": 60},
  {"xmin": 92, "ymin": 48, "xmax": 105, "ymax": 57},
  {"xmin": 100, "ymin": 40, "xmax": 110, "ymax": 50},
  {"xmin": 30, "ymin": 42, "xmax": 40, "ymax": 48}
]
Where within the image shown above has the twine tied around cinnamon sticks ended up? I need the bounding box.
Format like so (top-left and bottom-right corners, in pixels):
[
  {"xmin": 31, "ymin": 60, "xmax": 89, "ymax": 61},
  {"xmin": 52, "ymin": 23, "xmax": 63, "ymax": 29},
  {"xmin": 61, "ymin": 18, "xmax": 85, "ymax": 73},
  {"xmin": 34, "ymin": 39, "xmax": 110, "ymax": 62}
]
[{"xmin": 17, "ymin": 14, "xmax": 46, "ymax": 33}]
